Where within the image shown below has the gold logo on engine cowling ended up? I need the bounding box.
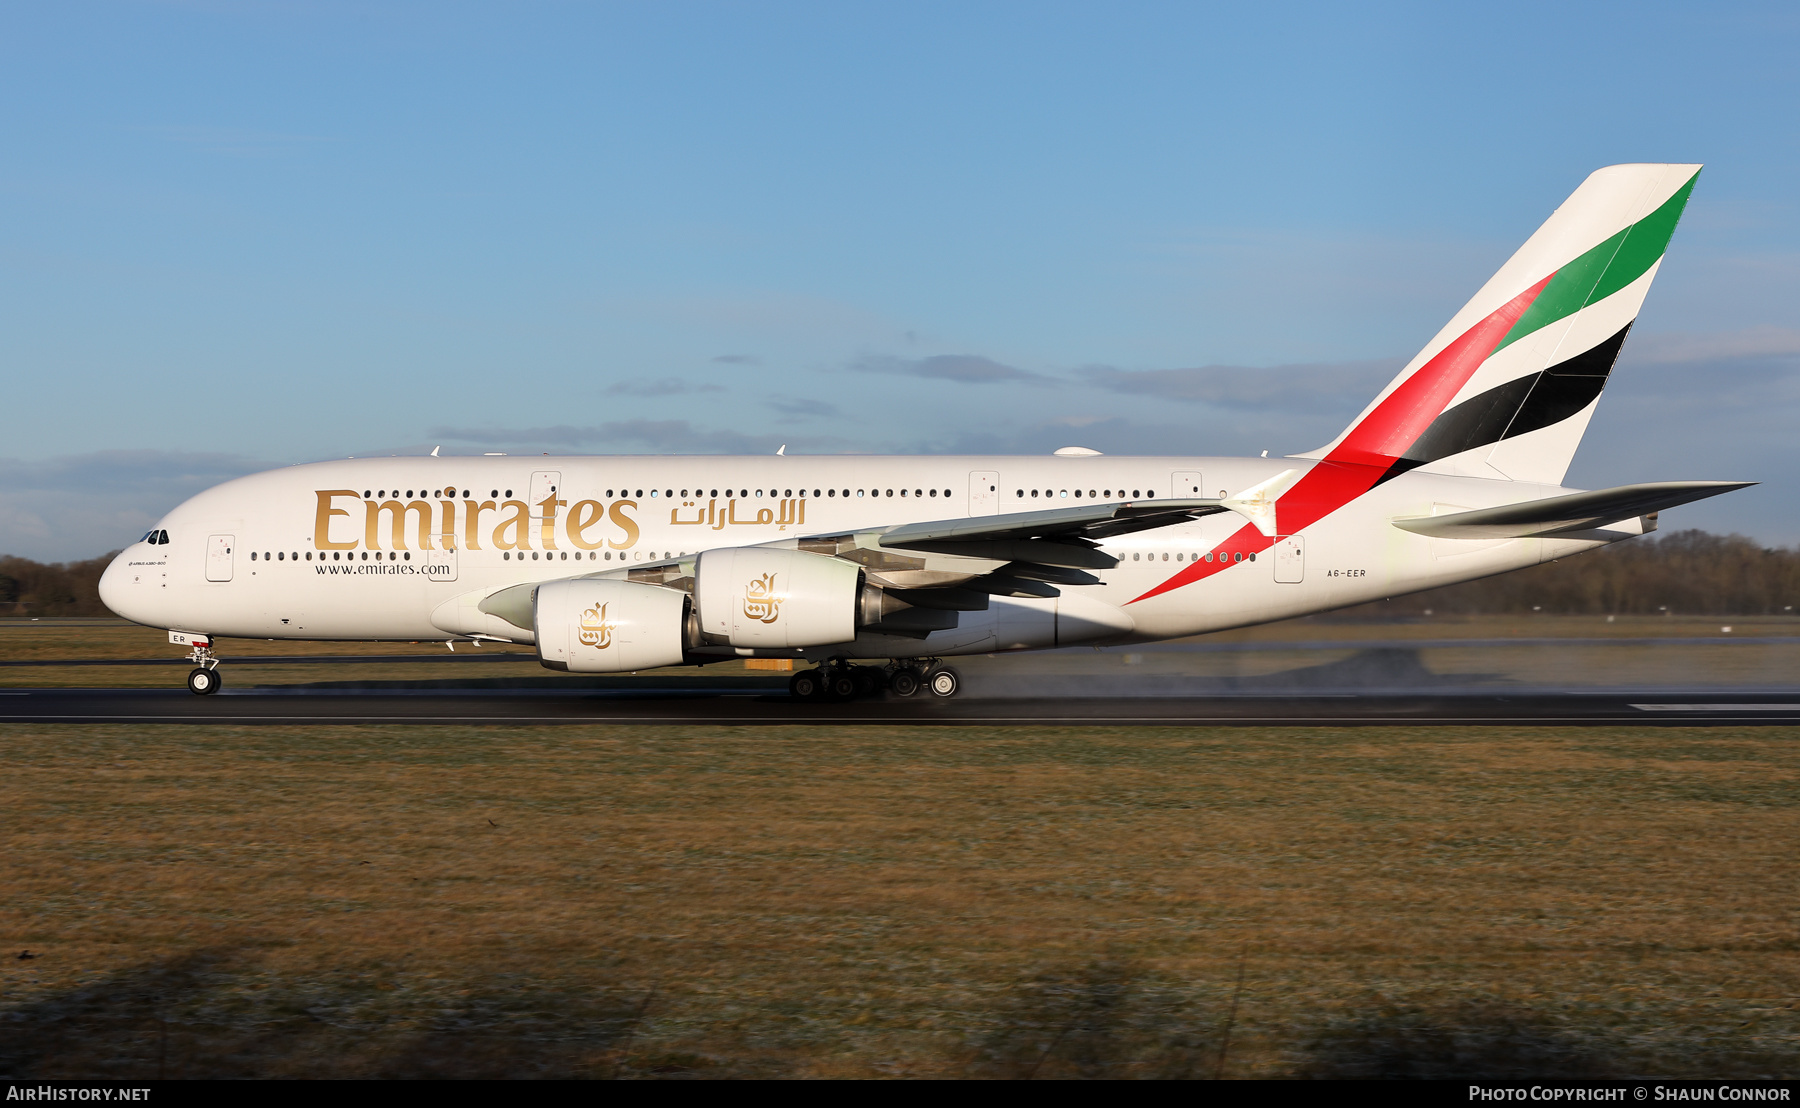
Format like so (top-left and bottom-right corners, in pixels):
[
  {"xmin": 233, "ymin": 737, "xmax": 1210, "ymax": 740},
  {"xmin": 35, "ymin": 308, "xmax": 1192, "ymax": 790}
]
[
  {"xmin": 743, "ymin": 572, "xmax": 782, "ymax": 624},
  {"xmin": 578, "ymin": 602, "xmax": 615, "ymax": 649}
]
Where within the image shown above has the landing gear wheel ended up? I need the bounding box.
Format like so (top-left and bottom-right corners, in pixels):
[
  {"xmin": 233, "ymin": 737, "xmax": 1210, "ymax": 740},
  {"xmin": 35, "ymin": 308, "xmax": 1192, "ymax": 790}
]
[
  {"xmin": 824, "ymin": 669, "xmax": 858, "ymax": 701},
  {"xmin": 187, "ymin": 667, "xmax": 221, "ymax": 696},
  {"xmin": 850, "ymin": 666, "xmax": 880, "ymax": 699},
  {"xmin": 789, "ymin": 669, "xmax": 825, "ymax": 701},
  {"xmin": 889, "ymin": 667, "xmax": 923, "ymax": 698},
  {"xmin": 927, "ymin": 666, "xmax": 960, "ymax": 698}
]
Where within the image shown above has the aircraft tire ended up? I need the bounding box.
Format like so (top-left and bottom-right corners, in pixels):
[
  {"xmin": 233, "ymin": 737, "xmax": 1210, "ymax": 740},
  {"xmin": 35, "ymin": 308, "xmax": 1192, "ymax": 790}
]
[
  {"xmin": 850, "ymin": 666, "xmax": 880, "ymax": 698},
  {"xmin": 888, "ymin": 667, "xmax": 922, "ymax": 697},
  {"xmin": 789, "ymin": 669, "xmax": 825, "ymax": 701},
  {"xmin": 824, "ymin": 669, "xmax": 858, "ymax": 702},
  {"xmin": 187, "ymin": 667, "xmax": 221, "ymax": 696},
  {"xmin": 927, "ymin": 666, "xmax": 960, "ymax": 698}
]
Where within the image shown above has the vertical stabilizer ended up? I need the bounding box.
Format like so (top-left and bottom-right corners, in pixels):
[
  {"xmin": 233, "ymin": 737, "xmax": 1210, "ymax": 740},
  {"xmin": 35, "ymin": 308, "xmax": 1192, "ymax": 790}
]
[{"xmin": 1301, "ymin": 163, "xmax": 1700, "ymax": 485}]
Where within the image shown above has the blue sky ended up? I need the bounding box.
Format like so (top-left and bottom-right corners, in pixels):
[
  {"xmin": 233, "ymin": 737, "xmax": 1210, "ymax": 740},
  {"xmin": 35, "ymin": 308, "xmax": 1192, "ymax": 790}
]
[{"xmin": 3, "ymin": 1, "xmax": 1798, "ymax": 560}]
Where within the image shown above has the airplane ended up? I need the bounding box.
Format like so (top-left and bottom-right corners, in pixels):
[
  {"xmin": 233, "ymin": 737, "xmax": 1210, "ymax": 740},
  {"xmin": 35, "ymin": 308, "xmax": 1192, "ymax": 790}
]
[{"xmin": 99, "ymin": 162, "xmax": 1751, "ymax": 700}]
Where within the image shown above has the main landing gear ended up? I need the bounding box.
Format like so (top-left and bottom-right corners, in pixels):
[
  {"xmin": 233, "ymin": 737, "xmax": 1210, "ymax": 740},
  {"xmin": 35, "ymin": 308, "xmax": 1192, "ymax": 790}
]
[
  {"xmin": 184, "ymin": 639, "xmax": 222, "ymax": 696},
  {"xmin": 787, "ymin": 660, "xmax": 962, "ymax": 702}
]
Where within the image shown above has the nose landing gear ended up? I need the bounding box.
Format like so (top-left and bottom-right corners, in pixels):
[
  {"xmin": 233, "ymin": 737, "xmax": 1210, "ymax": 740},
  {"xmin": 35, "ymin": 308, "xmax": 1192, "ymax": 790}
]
[{"xmin": 182, "ymin": 638, "xmax": 222, "ymax": 695}]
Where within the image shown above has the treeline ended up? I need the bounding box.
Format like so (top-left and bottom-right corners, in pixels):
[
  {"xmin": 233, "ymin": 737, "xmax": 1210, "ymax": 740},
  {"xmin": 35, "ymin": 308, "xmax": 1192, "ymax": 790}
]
[
  {"xmin": 2, "ymin": 530, "xmax": 1797, "ymax": 619},
  {"xmin": 0, "ymin": 553, "xmax": 120, "ymax": 617}
]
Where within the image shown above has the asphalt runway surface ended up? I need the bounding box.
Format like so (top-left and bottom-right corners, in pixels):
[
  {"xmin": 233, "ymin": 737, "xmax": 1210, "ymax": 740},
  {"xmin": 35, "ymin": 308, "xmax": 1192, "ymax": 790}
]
[{"xmin": 5, "ymin": 685, "xmax": 1800, "ymax": 726}]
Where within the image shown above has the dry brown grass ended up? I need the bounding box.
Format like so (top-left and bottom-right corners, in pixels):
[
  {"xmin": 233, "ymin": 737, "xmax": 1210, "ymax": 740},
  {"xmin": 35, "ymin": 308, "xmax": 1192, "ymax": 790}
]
[{"xmin": 3, "ymin": 722, "xmax": 1798, "ymax": 1078}]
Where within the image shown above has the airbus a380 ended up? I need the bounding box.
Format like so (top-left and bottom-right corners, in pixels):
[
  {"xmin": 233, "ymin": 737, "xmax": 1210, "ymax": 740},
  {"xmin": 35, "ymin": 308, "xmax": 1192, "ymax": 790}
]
[{"xmin": 100, "ymin": 163, "xmax": 1751, "ymax": 700}]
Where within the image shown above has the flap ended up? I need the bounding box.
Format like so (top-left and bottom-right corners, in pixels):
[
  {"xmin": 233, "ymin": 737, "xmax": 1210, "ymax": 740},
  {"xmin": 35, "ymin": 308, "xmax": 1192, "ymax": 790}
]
[
  {"xmin": 878, "ymin": 498, "xmax": 1229, "ymax": 568},
  {"xmin": 1393, "ymin": 481, "xmax": 1754, "ymax": 539}
]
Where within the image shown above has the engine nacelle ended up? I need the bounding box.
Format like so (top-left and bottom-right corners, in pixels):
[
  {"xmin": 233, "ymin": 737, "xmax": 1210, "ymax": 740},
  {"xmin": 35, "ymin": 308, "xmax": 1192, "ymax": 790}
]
[
  {"xmin": 534, "ymin": 578, "xmax": 689, "ymax": 673},
  {"xmin": 695, "ymin": 546, "xmax": 862, "ymax": 648}
]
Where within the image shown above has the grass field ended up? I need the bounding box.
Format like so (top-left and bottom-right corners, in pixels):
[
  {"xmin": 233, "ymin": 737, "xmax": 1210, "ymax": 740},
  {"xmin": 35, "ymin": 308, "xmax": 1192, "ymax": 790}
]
[{"xmin": 3, "ymin": 722, "xmax": 1798, "ymax": 1078}]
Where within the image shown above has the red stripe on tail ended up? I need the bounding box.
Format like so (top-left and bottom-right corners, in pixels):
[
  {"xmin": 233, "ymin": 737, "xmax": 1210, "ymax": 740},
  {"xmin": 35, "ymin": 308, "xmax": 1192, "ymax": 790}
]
[
  {"xmin": 1129, "ymin": 274, "xmax": 1553, "ymax": 605},
  {"xmin": 1326, "ymin": 273, "xmax": 1553, "ymax": 468}
]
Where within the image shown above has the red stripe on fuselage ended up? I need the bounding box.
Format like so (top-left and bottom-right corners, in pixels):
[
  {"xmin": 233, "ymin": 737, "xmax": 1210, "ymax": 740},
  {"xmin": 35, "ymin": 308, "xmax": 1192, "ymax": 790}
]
[{"xmin": 1128, "ymin": 274, "xmax": 1553, "ymax": 605}]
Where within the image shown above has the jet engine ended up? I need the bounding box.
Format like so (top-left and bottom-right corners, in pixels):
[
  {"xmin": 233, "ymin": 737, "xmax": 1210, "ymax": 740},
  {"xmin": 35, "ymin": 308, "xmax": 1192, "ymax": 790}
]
[
  {"xmin": 534, "ymin": 578, "xmax": 689, "ymax": 673},
  {"xmin": 694, "ymin": 546, "xmax": 863, "ymax": 648}
]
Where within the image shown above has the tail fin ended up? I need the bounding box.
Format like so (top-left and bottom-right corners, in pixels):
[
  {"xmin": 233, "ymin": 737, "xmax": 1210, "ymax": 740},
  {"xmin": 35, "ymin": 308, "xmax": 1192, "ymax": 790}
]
[{"xmin": 1302, "ymin": 163, "xmax": 1701, "ymax": 485}]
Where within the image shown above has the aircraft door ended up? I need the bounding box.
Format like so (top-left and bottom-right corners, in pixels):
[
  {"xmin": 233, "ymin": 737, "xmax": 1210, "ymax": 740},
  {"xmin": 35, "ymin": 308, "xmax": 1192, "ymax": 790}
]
[
  {"xmin": 528, "ymin": 470, "xmax": 562, "ymax": 519},
  {"xmin": 424, "ymin": 542, "xmax": 458, "ymax": 583},
  {"xmin": 1273, "ymin": 535, "xmax": 1304, "ymax": 583},
  {"xmin": 968, "ymin": 470, "xmax": 999, "ymax": 516},
  {"xmin": 1171, "ymin": 470, "xmax": 1205, "ymax": 499},
  {"xmin": 206, "ymin": 535, "xmax": 235, "ymax": 582}
]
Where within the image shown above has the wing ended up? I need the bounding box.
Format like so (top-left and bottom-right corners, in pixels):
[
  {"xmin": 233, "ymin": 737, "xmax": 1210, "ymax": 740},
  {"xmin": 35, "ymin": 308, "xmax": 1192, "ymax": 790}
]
[
  {"xmin": 492, "ymin": 498, "xmax": 1233, "ymax": 643},
  {"xmin": 791, "ymin": 498, "xmax": 1229, "ymax": 616}
]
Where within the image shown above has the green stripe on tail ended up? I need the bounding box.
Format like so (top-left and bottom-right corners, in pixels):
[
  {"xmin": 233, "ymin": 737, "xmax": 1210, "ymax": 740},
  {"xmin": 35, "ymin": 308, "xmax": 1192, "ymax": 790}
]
[{"xmin": 1494, "ymin": 169, "xmax": 1700, "ymax": 354}]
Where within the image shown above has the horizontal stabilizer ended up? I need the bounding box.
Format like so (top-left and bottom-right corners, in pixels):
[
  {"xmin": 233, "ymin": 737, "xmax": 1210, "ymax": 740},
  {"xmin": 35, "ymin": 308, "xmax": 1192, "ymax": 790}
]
[{"xmin": 1393, "ymin": 481, "xmax": 1755, "ymax": 539}]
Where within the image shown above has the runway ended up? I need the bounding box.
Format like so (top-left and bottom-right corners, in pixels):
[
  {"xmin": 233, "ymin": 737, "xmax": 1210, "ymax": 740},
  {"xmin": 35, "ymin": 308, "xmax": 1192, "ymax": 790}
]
[{"xmin": 5, "ymin": 685, "xmax": 1800, "ymax": 726}]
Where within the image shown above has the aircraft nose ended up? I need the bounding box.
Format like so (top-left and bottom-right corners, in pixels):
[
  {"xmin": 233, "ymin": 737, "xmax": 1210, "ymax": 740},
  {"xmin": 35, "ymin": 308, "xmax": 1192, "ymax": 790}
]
[{"xmin": 98, "ymin": 546, "xmax": 154, "ymax": 625}]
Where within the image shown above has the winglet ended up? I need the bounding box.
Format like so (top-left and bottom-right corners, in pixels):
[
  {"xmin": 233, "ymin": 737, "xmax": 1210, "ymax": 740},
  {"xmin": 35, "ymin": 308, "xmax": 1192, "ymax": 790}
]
[
  {"xmin": 777, "ymin": 444, "xmax": 787, "ymax": 456},
  {"xmin": 430, "ymin": 445, "xmax": 441, "ymax": 457}
]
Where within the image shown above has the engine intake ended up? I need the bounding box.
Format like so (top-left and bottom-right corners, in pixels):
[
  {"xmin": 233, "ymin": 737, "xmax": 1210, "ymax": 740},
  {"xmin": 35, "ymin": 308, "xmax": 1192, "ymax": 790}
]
[
  {"xmin": 534, "ymin": 578, "xmax": 688, "ymax": 673},
  {"xmin": 695, "ymin": 546, "xmax": 862, "ymax": 648}
]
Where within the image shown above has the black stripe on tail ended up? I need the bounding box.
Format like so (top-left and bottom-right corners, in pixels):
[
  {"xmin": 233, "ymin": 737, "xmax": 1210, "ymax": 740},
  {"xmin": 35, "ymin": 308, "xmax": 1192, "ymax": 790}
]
[{"xmin": 1377, "ymin": 322, "xmax": 1632, "ymax": 484}]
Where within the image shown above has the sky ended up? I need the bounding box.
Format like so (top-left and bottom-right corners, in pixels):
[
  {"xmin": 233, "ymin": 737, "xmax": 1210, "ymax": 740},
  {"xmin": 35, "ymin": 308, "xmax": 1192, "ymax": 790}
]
[{"xmin": 3, "ymin": 1, "xmax": 1798, "ymax": 561}]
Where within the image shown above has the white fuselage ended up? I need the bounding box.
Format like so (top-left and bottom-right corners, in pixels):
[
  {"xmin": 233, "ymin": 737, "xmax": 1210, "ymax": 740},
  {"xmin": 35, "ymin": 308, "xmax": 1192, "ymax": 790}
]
[{"xmin": 98, "ymin": 453, "xmax": 1636, "ymax": 659}]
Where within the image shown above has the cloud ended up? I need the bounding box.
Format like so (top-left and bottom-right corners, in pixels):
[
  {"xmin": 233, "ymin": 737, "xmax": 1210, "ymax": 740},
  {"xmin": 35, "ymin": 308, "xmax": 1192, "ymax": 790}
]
[
  {"xmin": 1610, "ymin": 328, "xmax": 1800, "ymax": 407},
  {"xmin": 0, "ymin": 449, "xmax": 265, "ymax": 562},
  {"xmin": 429, "ymin": 420, "xmax": 845, "ymax": 455},
  {"xmin": 852, "ymin": 353, "xmax": 1049, "ymax": 384},
  {"xmin": 1625, "ymin": 326, "xmax": 1800, "ymax": 365},
  {"xmin": 603, "ymin": 378, "xmax": 725, "ymax": 397},
  {"xmin": 766, "ymin": 397, "xmax": 838, "ymax": 418},
  {"xmin": 712, "ymin": 354, "xmax": 761, "ymax": 365},
  {"xmin": 1080, "ymin": 359, "xmax": 1400, "ymax": 413}
]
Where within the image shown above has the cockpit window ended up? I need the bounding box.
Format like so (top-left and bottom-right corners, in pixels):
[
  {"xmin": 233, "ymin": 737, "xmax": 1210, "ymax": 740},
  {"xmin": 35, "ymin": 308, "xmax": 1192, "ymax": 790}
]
[
  {"xmin": 159, "ymin": 531, "xmax": 169, "ymax": 544},
  {"xmin": 142, "ymin": 530, "xmax": 156, "ymax": 543}
]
